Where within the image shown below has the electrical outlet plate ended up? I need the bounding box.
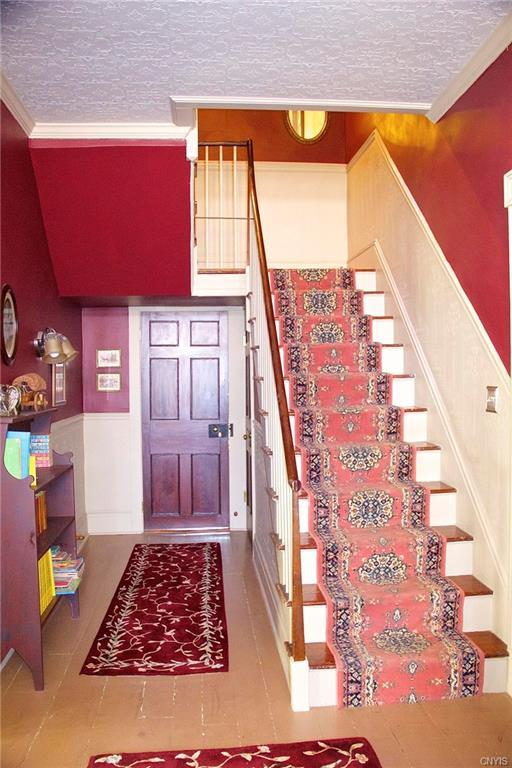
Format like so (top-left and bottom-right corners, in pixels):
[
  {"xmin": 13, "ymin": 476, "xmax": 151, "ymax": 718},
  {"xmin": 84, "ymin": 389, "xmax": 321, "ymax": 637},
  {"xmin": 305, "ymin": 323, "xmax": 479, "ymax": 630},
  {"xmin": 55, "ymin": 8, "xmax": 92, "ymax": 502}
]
[{"xmin": 486, "ymin": 386, "xmax": 498, "ymax": 413}]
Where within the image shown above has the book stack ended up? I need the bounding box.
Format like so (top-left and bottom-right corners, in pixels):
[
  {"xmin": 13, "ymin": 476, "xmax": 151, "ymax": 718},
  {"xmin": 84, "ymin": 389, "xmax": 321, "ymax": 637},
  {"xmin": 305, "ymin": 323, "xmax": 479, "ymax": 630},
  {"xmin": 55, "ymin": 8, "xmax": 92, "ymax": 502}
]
[
  {"xmin": 35, "ymin": 490, "xmax": 48, "ymax": 535},
  {"xmin": 38, "ymin": 550, "xmax": 56, "ymax": 615},
  {"xmin": 30, "ymin": 434, "xmax": 52, "ymax": 468},
  {"xmin": 4, "ymin": 430, "xmax": 38, "ymax": 487},
  {"xmin": 50, "ymin": 546, "xmax": 84, "ymax": 595}
]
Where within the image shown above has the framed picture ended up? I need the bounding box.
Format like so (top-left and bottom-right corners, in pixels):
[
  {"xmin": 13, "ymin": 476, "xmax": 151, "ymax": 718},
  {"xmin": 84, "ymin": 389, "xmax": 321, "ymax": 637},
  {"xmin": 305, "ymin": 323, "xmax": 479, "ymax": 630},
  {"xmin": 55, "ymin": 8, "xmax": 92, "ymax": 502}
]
[
  {"xmin": 96, "ymin": 373, "xmax": 121, "ymax": 392},
  {"xmin": 96, "ymin": 348, "xmax": 121, "ymax": 368},
  {"xmin": 52, "ymin": 363, "xmax": 66, "ymax": 406}
]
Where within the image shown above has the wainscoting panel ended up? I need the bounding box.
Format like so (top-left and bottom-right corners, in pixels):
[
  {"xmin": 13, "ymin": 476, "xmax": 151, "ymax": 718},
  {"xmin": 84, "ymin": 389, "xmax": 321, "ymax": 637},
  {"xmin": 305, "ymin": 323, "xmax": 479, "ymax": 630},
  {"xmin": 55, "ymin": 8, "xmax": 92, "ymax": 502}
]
[{"xmin": 347, "ymin": 132, "xmax": 511, "ymax": 648}]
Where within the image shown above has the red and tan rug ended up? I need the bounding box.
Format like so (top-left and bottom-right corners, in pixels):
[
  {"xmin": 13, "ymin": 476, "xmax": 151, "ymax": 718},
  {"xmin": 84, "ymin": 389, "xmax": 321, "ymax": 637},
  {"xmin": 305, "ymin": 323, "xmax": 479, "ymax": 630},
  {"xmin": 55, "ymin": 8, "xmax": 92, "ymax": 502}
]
[
  {"xmin": 81, "ymin": 542, "xmax": 228, "ymax": 676},
  {"xmin": 271, "ymin": 267, "xmax": 483, "ymax": 706},
  {"xmin": 88, "ymin": 738, "xmax": 382, "ymax": 768}
]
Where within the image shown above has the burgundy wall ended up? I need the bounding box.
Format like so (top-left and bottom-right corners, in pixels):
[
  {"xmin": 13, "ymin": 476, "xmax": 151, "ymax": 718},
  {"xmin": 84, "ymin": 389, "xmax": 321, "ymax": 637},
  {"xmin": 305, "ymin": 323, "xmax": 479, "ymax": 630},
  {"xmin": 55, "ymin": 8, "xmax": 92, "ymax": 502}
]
[
  {"xmin": 1, "ymin": 103, "xmax": 83, "ymax": 419},
  {"xmin": 199, "ymin": 109, "xmax": 346, "ymax": 163},
  {"xmin": 29, "ymin": 141, "xmax": 191, "ymax": 299},
  {"xmin": 82, "ymin": 308, "xmax": 129, "ymax": 412},
  {"xmin": 345, "ymin": 49, "xmax": 512, "ymax": 371}
]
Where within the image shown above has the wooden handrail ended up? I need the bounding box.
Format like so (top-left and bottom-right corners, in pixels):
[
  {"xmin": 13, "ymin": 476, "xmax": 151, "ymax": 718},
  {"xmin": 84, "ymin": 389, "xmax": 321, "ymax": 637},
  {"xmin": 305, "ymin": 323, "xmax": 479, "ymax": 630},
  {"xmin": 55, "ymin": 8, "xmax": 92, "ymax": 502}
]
[
  {"xmin": 199, "ymin": 139, "xmax": 305, "ymax": 662},
  {"xmin": 246, "ymin": 140, "xmax": 305, "ymax": 662},
  {"xmin": 246, "ymin": 140, "xmax": 300, "ymax": 493}
]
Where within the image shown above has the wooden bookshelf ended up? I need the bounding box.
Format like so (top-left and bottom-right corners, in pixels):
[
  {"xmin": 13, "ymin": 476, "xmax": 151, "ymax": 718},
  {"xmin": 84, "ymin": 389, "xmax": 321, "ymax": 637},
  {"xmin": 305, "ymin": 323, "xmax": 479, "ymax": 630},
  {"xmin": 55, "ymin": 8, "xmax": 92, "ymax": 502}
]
[{"xmin": 0, "ymin": 408, "xmax": 79, "ymax": 690}]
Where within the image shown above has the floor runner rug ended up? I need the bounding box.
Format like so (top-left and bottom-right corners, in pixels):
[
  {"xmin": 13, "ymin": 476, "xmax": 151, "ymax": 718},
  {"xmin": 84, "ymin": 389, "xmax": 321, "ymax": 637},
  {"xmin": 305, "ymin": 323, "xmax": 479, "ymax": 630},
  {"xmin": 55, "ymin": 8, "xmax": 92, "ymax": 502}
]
[
  {"xmin": 88, "ymin": 738, "xmax": 383, "ymax": 768},
  {"xmin": 81, "ymin": 542, "xmax": 228, "ymax": 676},
  {"xmin": 271, "ymin": 268, "xmax": 483, "ymax": 707}
]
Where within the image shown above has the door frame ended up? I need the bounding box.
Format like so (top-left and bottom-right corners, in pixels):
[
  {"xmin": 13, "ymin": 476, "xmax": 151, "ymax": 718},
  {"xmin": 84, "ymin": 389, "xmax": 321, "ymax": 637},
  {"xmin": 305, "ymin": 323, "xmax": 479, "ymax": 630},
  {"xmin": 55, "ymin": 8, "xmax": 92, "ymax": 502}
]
[{"xmin": 127, "ymin": 306, "xmax": 247, "ymax": 533}]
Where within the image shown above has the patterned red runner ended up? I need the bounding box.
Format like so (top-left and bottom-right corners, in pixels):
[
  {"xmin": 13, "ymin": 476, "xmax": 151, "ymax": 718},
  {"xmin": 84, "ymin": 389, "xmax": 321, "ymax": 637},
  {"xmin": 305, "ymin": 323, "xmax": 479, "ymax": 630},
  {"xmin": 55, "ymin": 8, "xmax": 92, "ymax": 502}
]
[
  {"xmin": 81, "ymin": 542, "xmax": 228, "ymax": 676},
  {"xmin": 271, "ymin": 268, "xmax": 483, "ymax": 706},
  {"xmin": 88, "ymin": 738, "xmax": 382, "ymax": 768}
]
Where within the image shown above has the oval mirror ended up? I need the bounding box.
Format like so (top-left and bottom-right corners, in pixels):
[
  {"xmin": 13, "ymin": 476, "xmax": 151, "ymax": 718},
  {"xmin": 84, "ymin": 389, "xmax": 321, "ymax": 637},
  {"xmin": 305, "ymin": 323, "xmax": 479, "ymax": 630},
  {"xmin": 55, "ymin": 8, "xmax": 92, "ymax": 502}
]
[{"xmin": 285, "ymin": 110, "xmax": 329, "ymax": 143}]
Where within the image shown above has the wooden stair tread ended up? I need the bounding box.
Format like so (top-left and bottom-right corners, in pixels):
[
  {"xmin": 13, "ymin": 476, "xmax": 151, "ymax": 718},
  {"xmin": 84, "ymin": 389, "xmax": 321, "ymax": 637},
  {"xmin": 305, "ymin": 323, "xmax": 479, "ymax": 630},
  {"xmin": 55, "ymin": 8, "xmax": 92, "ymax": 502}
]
[
  {"xmin": 451, "ymin": 575, "xmax": 493, "ymax": 596},
  {"xmin": 466, "ymin": 631, "xmax": 509, "ymax": 658},
  {"xmin": 403, "ymin": 406, "xmax": 427, "ymax": 412},
  {"xmin": 302, "ymin": 583, "xmax": 325, "ymax": 605},
  {"xmin": 422, "ymin": 481, "xmax": 456, "ymax": 494},
  {"xmin": 300, "ymin": 532, "xmax": 316, "ymax": 549},
  {"xmin": 431, "ymin": 525, "xmax": 473, "ymax": 542},
  {"xmin": 410, "ymin": 442, "xmax": 440, "ymax": 450},
  {"xmin": 306, "ymin": 630, "xmax": 509, "ymax": 669}
]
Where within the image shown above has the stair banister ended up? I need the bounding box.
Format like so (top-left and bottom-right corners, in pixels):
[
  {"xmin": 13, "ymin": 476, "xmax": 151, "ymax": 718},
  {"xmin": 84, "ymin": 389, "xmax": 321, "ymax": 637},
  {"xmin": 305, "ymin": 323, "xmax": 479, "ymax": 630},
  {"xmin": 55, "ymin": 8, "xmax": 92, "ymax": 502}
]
[
  {"xmin": 196, "ymin": 139, "xmax": 306, "ymax": 664},
  {"xmin": 246, "ymin": 140, "xmax": 306, "ymax": 663}
]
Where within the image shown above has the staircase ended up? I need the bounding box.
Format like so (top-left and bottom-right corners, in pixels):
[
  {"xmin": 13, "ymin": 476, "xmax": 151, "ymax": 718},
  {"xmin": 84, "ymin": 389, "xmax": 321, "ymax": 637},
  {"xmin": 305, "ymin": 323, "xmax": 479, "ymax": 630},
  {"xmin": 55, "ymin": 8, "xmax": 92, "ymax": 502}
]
[{"xmin": 270, "ymin": 266, "xmax": 509, "ymax": 708}]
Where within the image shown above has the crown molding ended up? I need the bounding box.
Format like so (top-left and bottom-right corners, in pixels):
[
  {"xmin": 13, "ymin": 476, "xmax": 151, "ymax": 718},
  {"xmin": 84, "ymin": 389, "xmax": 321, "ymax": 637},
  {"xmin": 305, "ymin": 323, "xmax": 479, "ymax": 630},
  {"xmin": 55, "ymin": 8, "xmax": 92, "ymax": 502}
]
[
  {"xmin": 427, "ymin": 12, "xmax": 512, "ymax": 123},
  {"xmin": 1, "ymin": 72, "xmax": 35, "ymax": 136},
  {"xmin": 170, "ymin": 95, "xmax": 432, "ymax": 121},
  {"xmin": 29, "ymin": 121, "xmax": 191, "ymax": 140}
]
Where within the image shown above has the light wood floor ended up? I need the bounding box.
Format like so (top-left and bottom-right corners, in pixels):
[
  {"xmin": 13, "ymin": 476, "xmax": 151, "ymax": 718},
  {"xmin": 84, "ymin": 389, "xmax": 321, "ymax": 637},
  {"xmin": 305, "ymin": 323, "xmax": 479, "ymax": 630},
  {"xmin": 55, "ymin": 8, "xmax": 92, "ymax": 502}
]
[{"xmin": 1, "ymin": 532, "xmax": 511, "ymax": 768}]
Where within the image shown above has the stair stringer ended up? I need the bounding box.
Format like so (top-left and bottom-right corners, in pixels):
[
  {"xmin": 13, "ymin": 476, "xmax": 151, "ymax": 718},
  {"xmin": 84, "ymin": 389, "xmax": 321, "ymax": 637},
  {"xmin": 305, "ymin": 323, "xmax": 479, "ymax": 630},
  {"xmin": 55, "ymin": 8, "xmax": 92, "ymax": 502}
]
[{"xmin": 349, "ymin": 240, "xmax": 510, "ymax": 654}]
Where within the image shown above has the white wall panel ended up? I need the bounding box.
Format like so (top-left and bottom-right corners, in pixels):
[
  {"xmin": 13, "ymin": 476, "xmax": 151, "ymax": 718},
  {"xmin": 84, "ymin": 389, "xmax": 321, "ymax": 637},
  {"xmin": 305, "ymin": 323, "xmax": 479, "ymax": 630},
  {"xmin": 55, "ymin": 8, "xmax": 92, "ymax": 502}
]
[
  {"xmin": 51, "ymin": 414, "xmax": 87, "ymax": 540},
  {"xmin": 347, "ymin": 132, "xmax": 511, "ymax": 647}
]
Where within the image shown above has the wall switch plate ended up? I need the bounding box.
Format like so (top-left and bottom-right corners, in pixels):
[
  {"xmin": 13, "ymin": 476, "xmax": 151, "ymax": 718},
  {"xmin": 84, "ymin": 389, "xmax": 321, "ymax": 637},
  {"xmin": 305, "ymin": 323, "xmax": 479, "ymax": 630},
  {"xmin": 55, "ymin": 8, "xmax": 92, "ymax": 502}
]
[{"xmin": 486, "ymin": 386, "xmax": 498, "ymax": 413}]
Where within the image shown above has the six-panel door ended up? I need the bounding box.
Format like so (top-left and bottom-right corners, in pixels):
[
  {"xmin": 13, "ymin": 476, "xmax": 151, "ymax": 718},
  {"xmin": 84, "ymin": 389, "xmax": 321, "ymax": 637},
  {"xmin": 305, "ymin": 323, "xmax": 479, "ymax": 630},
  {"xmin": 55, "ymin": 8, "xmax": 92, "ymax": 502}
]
[{"xmin": 141, "ymin": 312, "xmax": 229, "ymax": 529}]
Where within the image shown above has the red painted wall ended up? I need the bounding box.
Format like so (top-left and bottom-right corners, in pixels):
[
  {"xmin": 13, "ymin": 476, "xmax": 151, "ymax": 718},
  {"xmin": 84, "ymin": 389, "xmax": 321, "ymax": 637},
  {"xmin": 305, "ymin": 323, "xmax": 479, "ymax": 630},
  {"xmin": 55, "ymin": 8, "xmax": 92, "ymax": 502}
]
[
  {"xmin": 1, "ymin": 103, "xmax": 83, "ymax": 419},
  {"xmin": 345, "ymin": 49, "xmax": 512, "ymax": 371},
  {"xmin": 29, "ymin": 141, "xmax": 191, "ymax": 299},
  {"xmin": 199, "ymin": 109, "xmax": 346, "ymax": 163},
  {"xmin": 82, "ymin": 308, "xmax": 129, "ymax": 413}
]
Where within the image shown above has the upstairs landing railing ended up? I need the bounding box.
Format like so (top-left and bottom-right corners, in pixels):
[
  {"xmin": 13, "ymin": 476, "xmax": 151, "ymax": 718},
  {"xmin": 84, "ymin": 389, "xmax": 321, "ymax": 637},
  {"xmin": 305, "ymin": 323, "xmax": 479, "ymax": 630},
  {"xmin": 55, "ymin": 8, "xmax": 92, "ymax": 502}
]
[{"xmin": 196, "ymin": 141, "xmax": 306, "ymax": 668}]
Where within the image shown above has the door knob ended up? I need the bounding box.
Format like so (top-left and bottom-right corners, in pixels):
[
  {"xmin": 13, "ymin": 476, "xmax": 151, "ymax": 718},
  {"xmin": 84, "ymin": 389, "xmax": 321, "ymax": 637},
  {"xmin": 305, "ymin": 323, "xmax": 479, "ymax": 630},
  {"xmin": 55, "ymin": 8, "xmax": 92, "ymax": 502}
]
[{"xmin": 243, "ymin": 432, "xmax": 251, "ymax": 440}]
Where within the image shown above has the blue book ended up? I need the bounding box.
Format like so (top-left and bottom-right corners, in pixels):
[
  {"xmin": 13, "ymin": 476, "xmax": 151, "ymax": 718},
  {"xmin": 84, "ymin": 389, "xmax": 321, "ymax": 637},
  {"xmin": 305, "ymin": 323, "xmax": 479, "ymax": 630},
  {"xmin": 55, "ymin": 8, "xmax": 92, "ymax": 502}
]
[{"xmin": 6, "ymin": 430, "xmax": 30, "ymax": 478}]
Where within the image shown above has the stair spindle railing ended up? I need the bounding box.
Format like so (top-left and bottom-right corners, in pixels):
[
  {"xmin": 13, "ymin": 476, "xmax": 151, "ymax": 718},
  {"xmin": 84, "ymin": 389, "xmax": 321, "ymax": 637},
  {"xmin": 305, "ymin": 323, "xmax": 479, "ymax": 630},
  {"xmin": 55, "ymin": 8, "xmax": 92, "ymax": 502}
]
[{"xmin": 197, "ymin": 140, "xmax": 305, "ymax": 664}]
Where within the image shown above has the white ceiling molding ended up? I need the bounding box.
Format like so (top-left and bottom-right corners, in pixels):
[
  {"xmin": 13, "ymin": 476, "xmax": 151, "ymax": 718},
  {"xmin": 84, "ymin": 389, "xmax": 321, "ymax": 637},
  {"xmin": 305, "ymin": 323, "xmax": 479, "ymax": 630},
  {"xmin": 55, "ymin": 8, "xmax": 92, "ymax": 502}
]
[
  {"xmin": 170, "ymin": 96, "xmax": 432, "ymax": 120},
  {"xmin": 29, "ymin": 121, "xmax": 192, "ymax": 140},
  {"xmin": 427, "ymin": 12, "xmax": 512, "ymax": 123},
  {"xmin": 1, "ymin": 72, "xmax": 35, "ymax": 136}
]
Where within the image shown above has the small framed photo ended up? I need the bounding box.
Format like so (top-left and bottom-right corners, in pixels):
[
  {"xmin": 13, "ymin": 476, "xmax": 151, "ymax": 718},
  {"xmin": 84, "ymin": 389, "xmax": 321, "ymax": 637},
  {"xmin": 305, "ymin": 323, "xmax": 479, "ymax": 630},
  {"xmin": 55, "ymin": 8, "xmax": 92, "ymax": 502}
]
[
  {"xmin": 96, "ymin": 349, "xmax": 121, "ymax": 368},
  {"xmin": 52, "ymin": 363, "xmax": 66, "ymax": 406},
  {"xmin": 96, "ymin": 373, "xmax": 121, "ymax": 392}
]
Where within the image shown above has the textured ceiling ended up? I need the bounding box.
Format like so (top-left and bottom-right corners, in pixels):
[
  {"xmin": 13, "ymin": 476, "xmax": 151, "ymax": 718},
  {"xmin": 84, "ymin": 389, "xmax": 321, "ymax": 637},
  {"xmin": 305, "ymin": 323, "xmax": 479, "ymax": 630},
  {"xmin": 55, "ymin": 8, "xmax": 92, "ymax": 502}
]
[{"xmin": 1, "ymin": 0, "xmax": 511, "ymax": 123}]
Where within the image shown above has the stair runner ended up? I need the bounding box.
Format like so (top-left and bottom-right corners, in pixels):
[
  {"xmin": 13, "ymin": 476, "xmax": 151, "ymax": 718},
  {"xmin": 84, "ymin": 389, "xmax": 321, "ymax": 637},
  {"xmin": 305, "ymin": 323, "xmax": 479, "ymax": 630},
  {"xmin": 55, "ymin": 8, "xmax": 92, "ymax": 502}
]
[{"xmin": 270, "ymin": 267, "xmax": 483, "ymax": 707}]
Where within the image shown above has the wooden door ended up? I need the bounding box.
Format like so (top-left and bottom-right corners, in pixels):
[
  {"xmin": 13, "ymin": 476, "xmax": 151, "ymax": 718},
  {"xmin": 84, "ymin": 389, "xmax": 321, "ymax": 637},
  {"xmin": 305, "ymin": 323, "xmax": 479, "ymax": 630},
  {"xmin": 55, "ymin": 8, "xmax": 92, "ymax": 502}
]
[{"xmin": 141, "ymin": 312, "xmax": 229, "ymax": 530}]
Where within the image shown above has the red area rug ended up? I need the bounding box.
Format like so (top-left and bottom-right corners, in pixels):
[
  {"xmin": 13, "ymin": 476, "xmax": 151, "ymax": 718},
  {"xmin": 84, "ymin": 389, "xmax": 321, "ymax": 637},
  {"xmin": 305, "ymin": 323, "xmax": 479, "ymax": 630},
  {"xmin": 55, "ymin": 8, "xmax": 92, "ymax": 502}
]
[
  {"xmin": 88, "ymin": 738, "xmax": 382, "ymax": 768},
  {"xmin": 271, "ymin": 267, "xmax": 483, "ymax": 706},
  {"xmin": 81, "ymin": 542, "xmax": 228, "ymax": 676}
]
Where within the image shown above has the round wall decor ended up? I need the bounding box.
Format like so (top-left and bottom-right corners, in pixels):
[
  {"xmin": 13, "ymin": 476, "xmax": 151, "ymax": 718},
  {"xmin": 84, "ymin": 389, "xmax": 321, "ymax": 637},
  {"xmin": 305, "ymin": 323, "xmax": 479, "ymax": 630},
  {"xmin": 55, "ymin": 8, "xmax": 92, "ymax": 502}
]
[{"xmin": 1, "ymin": 284, "xmax": 19, "ymax": 366}]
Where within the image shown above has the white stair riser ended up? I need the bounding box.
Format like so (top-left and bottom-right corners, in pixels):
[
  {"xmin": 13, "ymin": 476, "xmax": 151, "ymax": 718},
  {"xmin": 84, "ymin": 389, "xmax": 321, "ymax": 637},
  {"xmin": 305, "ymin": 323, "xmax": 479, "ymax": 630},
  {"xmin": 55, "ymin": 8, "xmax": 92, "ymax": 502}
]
[
  {"xmin": 483, "ymin": 658, "xmax": 509, "ymax": 693},
  {"xmin": 354, "ymin": 271, "xmax": 377, "ymax": 291},
  {"xmin": 302, "ymin": 539, "xmax": 473, "ymax": 583},
  {"xmin": 299, "ymin": 490, "xmax": 457, "ymax": 534},
  {"xmin": 304, "ymin": 593, "xmax": 492, "ymax": 646},
  {"xmin": 281, "ymin": 344, "xmax": 406, "ymax": 377},
  {"xmin": 381, "ymin": 345, "xmax": 404, "ymax": 374},
  {"xmin": 371, "ymin": 317, "xmax": 394, "ymax": 344},
  {"xmin": 463, "ymin": 594, "xmax": 493, "ymax": 632},
  {"xmin": 299, "ymin": 498, "xmax": 309, "ymax": 532},
  {"xmin": 429, "ymin": 492, "xmax": 457, "ymax": 526},
  {"xmin": 308, "ymin": 656, "xmax": 508, "ymax": 706},
  {"xmin": 362, "ymin": 293, "xmax": 386, "ymax": 316},
  {"xmin": 297, "ymin": 446, "xmax": 438, "ymax": 485},
  {"xmin": 284, "ymin": 376, "xmax": 415, "ymax": 408},
  {"xmin": 391, "ymin": 377, "xmax": 415, "ymax": 407},
  {"xmin": 445, "ymin": 541, "xmax": 473, "ymax": 576},
  {"xmin": 415, "ymin": 449, "xmax": 441, "ymax": 482},
  {"xmin": 292, "ymin": 409, "xmax": 427, "ymax": 446},
  {"xmin": 402, "ymin": 411, "xmax": 428, "ymax": 442}
]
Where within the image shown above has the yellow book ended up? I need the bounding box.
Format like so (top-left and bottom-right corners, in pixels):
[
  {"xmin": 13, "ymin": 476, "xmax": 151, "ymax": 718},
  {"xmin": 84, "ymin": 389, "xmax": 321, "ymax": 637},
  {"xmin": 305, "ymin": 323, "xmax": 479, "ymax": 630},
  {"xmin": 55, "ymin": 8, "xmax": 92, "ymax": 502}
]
[
  {"xmin": 29, "ymin": 455, "xmax": 37, "ymax": 489},
  {"xmin": 38, "ymin": 550, "xmax": 55, "ymax": 615}
]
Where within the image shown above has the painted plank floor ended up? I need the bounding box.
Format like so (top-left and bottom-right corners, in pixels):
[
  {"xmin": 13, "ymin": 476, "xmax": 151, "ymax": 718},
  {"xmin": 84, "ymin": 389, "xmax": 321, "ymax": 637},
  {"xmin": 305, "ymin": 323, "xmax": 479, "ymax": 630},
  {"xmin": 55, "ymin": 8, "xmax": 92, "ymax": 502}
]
[{"xmin": 1, "ymin": 533, "xmax": 511, "ymax": 768}]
